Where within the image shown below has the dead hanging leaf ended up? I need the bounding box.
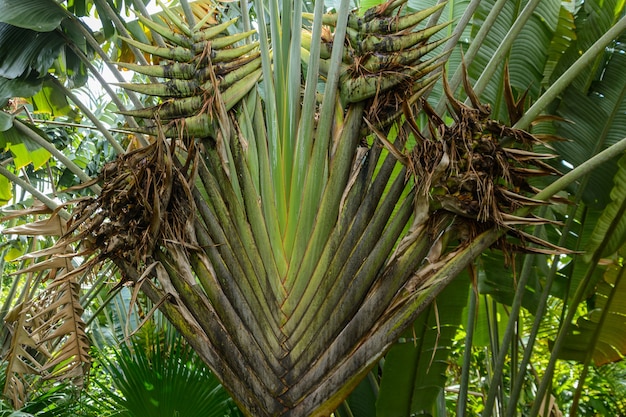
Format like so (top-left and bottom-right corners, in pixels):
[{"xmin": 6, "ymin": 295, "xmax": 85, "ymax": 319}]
[
  {"xmin": 3, "ymin": 217, "xmax": 66, "ymax": 237},
  {"xmin": 503, "ymin": 148, "xmax": 559, "ymax": 160},
  {"xmin": 29, "ymin": 276, "xmax": 90, "ymax": 381},
  {"xmin": 3, "ymin": 297, "xmax": 41, "ymax": 408},
  {"xmin": 18, "ymin": 244, "xmax": 73, "ymax": 259},
  {"xmin": 503, "ymin": 62, "xmax": 529, "ymax": 126},
  {"xmin": 10, "ymin": 257, "xmax": 72, "ymax": 276},
  {"xmin": 0, "ymin": 204, "xmax": 52, "ymax": 221},
  {"xmin": 497, "ymin": 188, "xmax": 549, "ymax": 207},
  {"xmin": 3, "ymin": 266, "xmax": 91, "ymax": 408}
]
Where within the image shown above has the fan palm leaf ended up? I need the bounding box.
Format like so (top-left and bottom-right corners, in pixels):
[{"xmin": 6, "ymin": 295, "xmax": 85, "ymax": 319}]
[{"xmin": 94, "ymin": 335, "xmax": 241, "ymax": 417}]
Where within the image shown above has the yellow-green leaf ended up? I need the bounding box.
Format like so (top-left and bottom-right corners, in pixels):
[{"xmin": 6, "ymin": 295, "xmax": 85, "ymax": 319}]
[
  {"xmin": 11, "ymin": 142, "xmax": 51, "ymax": 170},
  {"xmin": 0, "ymin": 169, "xmax": 11, "ymax": 205}
]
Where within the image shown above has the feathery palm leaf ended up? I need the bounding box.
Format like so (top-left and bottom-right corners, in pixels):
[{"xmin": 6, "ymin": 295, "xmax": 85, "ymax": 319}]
[{"xmin": 1, "ymin": 214, "xmax": 90, "ymax": 409}]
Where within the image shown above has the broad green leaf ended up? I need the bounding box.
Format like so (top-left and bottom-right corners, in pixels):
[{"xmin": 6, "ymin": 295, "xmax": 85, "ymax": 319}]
[
  {"xmin": 0, "ymin": 0, "xmax": 67, "ymax": 32},
  {"xmin": 0, "ymin": 121, "xmax": 19, "ymax": 149},
  {"xmin": 551, "ymin": 0, "xmax": 624, "ymax": 90},
  {"xmin": 125, "ymin": 19, "xmax": 152, "ymax": 46},
  {"xmin": 467, "ymin": 294, "xmax": 509, "ymax": 348},
  {"xmin": 555, "ymin": 206, "xmax": 606, "ymax": 301},
  {"xmin": 0, "ymin": 73, "xmax": 45, "ymax": 102},
  {"xmin": 67, "ymin": 0, "xmax": 87, "ymax": 17},
  {"xmin": 550, "ymin": 33, "xmax": 626, "ymax": 209},
  {"xmin": 0, "ymin": 121, "xmax": 51, "ymax": 152},
  {"xmin": 359, "ymin": 0, "xmax": 385, "ymax": 13},
  {"xmin": 92, "ymin": 0, "xmax": 115, "ymax": 39},
  {"xmin": 0, "ymin": 173, "xmax": 12, "ymax": 206},
  {"xmin": 336, "ymin": 372, "xmax": 378, "ymax": 417},
  {"xmin": 0, "ymin": 23, "xmax": 65, "ymax": 79},
  {"xmin": 56, "ymin": 21, "xmax": 91, "ymax": 89},
  {"xmin": 584, "ymin": 154, "xmax": 626, "ymax": 261},
  {"xmin": 558, "ymin": 259, "xmax": 626, "ymax": 366},
  {"xmin": 478, "ymin": 252, "xmax": 541, "ymax": 313},
  {"xmin": 542, "ymin": 5, "xmax": 577, "ymax": 85},
  {"xmin": 11, "ymin": 142, "xmax": 51, "ymax": 170},
  {"xmin": 30, "ymin": 79, "xmax": 77, "ymax": 118},
  {"xmin": 376, "ymin": 274, "xmax": 469, "ymax": 416},
  {"xmin": 508, "ymin": 0, "xmax": 560, "ymax": 98},
  {"xmin": 469, "ymin": 0, "xmax": 561, "ymax": 121}
]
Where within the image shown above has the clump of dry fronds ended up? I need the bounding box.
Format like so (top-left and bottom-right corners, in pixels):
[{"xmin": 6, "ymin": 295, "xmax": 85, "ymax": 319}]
[
  {"xmin": 64, "ymin": 135, "xmax": 197, "ymax": 271},
  {"xmin": 407, "ymin": 68, "xmax": 564, "ymax": 255}
]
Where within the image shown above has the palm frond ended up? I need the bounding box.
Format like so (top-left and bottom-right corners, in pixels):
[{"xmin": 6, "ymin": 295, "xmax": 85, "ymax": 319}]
[{"xmin": 1, "ymin": 212, "xmax": 90, "ymax": 408}]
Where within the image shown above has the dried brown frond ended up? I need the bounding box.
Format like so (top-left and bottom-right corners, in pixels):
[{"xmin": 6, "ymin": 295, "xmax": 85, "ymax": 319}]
[
  {"xmin": 503, "ymin": 62, "xmax": 530, "ymax": 125},
  {"xmin": 0, "ymin": 204, "xmax": 52, "ymax": 221},
  {"xmin": 2, "ymin": 271, "xmax": 91, "ymax": 408}
]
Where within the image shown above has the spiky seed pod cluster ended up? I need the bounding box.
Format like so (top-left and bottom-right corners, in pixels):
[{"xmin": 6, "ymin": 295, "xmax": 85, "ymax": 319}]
[
  {"xmin": 409, "ymin": 74, "xmax": 563, "ymax": 253},
  {"xmin": 302, "ymin": 2, "xmax": 449, "ymax": 123},
  {"xmin": 116, "ymin": 13, "xmax": 260, "ymax": 139}
]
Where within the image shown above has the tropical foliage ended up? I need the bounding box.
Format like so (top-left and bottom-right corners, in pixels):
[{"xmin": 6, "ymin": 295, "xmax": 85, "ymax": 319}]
[
  {"xmin": 0, "ymin": 0, "xmax": 625, "ymax": 416},
  {"xmin": 86, "ymin": 297, "xmax": 243, "ymax": 417}
]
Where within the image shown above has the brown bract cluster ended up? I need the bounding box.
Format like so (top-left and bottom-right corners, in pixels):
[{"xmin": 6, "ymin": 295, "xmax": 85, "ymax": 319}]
[
  {"xmin": 64, "ymin": 136, "xmax": 197, "ymax": 271},
  {"xmin": 407, "ymin": 71, "xmax": 564, "ymax": 254}
]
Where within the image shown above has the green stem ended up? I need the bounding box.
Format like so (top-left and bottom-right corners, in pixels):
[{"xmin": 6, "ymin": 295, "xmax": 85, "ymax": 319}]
[
  {"xmin": 84, "ymin": 275, "xmax": 121, "ymax": 328},
  {"xmin": 569, "ymin": 198, "xmax": 626, "ymax": 416},
  {"xmin": 534, "ymin": 136, "xmax": 626, "ymax": 202},
  {"xmin": 93, "ymin": 0, "xmax": 151, "ymax": 66},
  {"xmin": 66, "ymin": 43, "xmax": 149, "ymax": 147},
  {"xmin": 13, "ymin": 119, "xmax": 101, "ymax": 194},
  {"xmin": 481, "ymin": 250, "xmax": 537, "ymax": 417},
  {"xmin": 252, "ymin": 0, "xmax": 282, "ymax": 232},
  {"xmin": 51, "ymin": 78, "xmax": 125, "ymax": 154},
  {"xmin": 527, "ymin": 194, "xmax": 626, "ymax": 416},
  {"xmin": 284, "ymin": 0, "xmax": 327, "ymax": 258},
  {"xmin": 70, "ymin": 19, "xmax": 148, "ymax": 108},
  {"xmin": 435, "ymin": 0, "xmax": 508, "ymax": 114},
  {"xmin": 240, "ymin": 0, "xmax": 251, "ymax": 34},
  {"xmin": 504, "ymin": 203, "xmax": 580, "ymax": 417},
  {"xmin": 470, "ymin": 0, "xmax": 542, "ymax": 101},
  {"xmin": 132, "ymin": 0, "xmax": 166, "ymax": 47},
  {"xmin": 283, "ymin": 103, "xmax": 364, "ymax": 303},
  {"xmin": 440, "ymin": 0, "xmax": 481, "ymax": 63},
  {"xmin": 457, "ymin": 286, "xmax": 478, "ymax": 417},
  {"xmin": 503, "ymin": 138, "xmax": 626, "ymax": 414},
  {"xmin": 29, "ymin": 119, "xmax": 134, "ymax": 134},
  {"xmin": 0, "ymin": 166, "xmax": 70, "ymax": 219},
  {"xmin": 514, "ymin": 14, "xmax": 626, "ymax": 130},
  {"xmin": 286, "ymin": 0, "xmax": 354, "ymax": 274},
  {"xmin": 425, "ymin": 0, "xmax": 447, "ymax": 28},
  {"xmin": 179, "ymin": 0, "xmax": 196, "ymax": 29}
]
